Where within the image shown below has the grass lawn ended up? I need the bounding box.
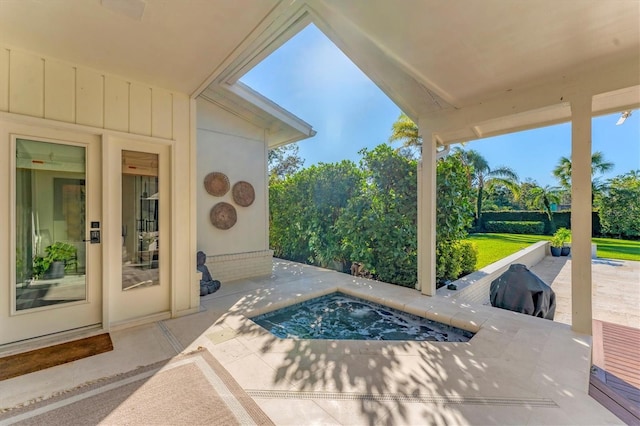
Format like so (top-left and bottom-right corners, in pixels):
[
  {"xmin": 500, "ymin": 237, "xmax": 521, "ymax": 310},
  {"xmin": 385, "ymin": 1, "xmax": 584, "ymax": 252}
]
[{"xmin": 465, "ymin": 233, "xmax": 640, "ymax": 269}]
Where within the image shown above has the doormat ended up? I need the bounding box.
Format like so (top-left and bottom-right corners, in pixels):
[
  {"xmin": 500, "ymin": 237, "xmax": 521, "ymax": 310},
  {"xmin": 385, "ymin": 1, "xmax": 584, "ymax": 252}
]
[
  {"xmin": 0, "ymin": 349, "xmax": 274, "ymax": 425},
  {"xmin": 0, "ymin": 333, "xmax": 113, "ymax": 381}
]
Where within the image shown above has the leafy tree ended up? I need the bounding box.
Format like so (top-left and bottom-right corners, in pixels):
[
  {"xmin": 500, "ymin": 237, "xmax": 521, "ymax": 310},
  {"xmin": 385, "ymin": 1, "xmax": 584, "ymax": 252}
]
[
  {"xmin": 338, "ymin": 145, "xmax": 418, "ymax": 285},
  {"xmin": 455, "ymin": 148, "xmax": 519, "ymax": 227},
  {"xmin": 269, "ymin": 161, "xmax": 362, "ymax": 266},
  {"xmin": 512, "ymin": 179, "xmax": 539, "ymax": 210},
  {"xmin": 435, "ymin": 151, "xmax": 476, "ymax": 283},
  {"xmin": 268, "ymin": 144, "xmax": 304, "ymax": 181},
  {"xmin": 269, "ymin": 179, "xmax": 310, "ymax": 263},
  {"xmin": 270, "ymin": 143, "xmax": 476, "ymax": 288},
  {"xmin": 597, "ymin": 170, "xmax": 640, "ymax": 238},
  {"xmin": 338, "ymin": 145, "xmax": 474, "ymax": 287},
  {"xmin": 483, "ymin": 184, "xmax": 517, "ymax": 211},
  {"xmin": 552, "ymin": 151, "xmax": 613, "ymax": 202}
]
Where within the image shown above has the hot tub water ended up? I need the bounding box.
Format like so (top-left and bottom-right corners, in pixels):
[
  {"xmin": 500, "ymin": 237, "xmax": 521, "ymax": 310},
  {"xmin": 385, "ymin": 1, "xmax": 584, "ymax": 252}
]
[{"xmin": 251, "ymin": 292, "xmax": 474, "ymax": 342}]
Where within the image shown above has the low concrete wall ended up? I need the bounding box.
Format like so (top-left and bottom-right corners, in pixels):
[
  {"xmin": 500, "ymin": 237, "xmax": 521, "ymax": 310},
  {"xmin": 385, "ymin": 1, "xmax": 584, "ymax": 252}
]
[
  {"xmin": 206, "ymin": 250, "xmax": 274, "ymax": 283},
  {"xmin": 563, "ymin": 242, "xmax": 598, "ymax": 258},
  {"xmin": 437, "ymin": 240, "xmax": 549, "ymax": 305}
]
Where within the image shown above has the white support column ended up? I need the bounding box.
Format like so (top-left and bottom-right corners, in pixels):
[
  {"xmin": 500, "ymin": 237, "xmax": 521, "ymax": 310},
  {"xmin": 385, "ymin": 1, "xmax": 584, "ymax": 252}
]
[
  {"xmin": 570, "ymin": 95, "xmax": 593, "ymax": 335},
  {"xmin": 417, "ymin": 124, "xmax": 437, "ymax": 296}
]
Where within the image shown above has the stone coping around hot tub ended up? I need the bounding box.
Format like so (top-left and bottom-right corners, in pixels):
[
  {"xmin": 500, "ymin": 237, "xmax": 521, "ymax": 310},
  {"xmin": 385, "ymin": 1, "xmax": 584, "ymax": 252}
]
[
  {"xmin": 242, "ymin": 284, "xmax": 484, "ymax": 336},
  {"xmin": 437, "ymin": 240, "xmax": 549, "ymax": 306}
]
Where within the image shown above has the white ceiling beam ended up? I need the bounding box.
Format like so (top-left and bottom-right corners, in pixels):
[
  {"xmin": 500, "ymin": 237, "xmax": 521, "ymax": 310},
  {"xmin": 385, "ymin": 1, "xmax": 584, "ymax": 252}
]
[
  {"xmin": 421, "ymin": 56, "xmax": 640, "ymax": 136},
  {"xmin": 308, "ymin": 0, "xmax": 451, "ymax": 123},
  {"xmin": 190, "ymin": 0, "xmax": 301, "ymax": 98}
]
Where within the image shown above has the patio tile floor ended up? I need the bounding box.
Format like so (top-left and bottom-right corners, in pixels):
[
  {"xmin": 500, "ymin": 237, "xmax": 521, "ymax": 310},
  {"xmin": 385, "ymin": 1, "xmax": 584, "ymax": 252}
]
[
  {"xmin": 0, "ymin": 259, "xmax": 625, "ymax": 425},
  {"xmin": 531, "ymin": 257, "xmax": 640, "ymax": 329}
]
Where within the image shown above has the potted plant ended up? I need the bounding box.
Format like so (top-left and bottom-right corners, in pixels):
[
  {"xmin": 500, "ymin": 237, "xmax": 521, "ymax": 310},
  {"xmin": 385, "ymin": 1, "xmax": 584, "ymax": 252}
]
[
  {"xmin": 550, "ymin": 228, "xmax": 571, "ymax": 257},
  {"xmin": 32, "ymin": 242, "xmax": 77, "ymax": 280},
  {"xmin": 550, "ymin": 236, "xmax": 563, "ymax": 257}
]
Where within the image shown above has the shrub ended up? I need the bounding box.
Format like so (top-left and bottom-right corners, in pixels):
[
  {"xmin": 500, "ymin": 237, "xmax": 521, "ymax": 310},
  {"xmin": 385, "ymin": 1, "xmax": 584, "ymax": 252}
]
[
  {"xmin": 338, "ymin": 145, "xmax": 418, "ymax": 287},
  {"xmin": 435, "ymin": 240, "xmax": 478, "ymax": 287},
  {"xmin": 436, "ymin": 241, "xmax": 461, "ymax": 285},
  {"xmin": 484, "ymin": 220, "xmax": 545, "ymax": 234},
  {"xmin": 459, "ymin": 241, "xmax": 478, "ymax": 275},
  {"xmin": 269, "ymin": 161, "xmax": 363, "ymax": 265},
  {"xmin": 597, "ymin": 171, "xmax": 640, "ymax": 239},
  {"xmin": 271, "ymin": 144, "xmax": 475, "ymax": 289}
]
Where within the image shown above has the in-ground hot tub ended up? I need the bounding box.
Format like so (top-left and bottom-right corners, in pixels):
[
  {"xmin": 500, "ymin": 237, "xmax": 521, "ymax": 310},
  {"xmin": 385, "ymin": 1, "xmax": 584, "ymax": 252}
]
[{"xmin": 251, "ymin": 292, "xmax": 475, "ymax": 342}]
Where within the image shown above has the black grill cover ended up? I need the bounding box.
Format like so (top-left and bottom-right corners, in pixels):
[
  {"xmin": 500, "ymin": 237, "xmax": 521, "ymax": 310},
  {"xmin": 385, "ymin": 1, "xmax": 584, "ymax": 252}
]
[{"xmin": 490, "ymin": 264, "xmax": 556, "ymax": 320}]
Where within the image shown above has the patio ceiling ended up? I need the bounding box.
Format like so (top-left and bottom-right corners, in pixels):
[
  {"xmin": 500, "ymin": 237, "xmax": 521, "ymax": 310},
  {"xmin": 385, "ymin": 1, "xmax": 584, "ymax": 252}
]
[
  {"xmin": 0, "ymin": 0, "xmax": 638, "ymax": 144},
  {"xmin": 0, "ymin": 0, "xmax": 282, "ymax": 94},
  {"xmin": 309, "ymin": 0, "xmax": 640, "ymax": 143}
]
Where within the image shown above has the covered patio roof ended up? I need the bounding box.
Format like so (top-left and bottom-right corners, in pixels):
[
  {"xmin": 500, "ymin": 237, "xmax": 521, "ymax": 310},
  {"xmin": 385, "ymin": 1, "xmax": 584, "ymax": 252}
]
[
  {"xmin": 310, "ymin": 0, "xmax": 639, "ymax": 142},
  {"xmin": 1, "ymin": 0, "xmax": 637, "ymax": 140}
]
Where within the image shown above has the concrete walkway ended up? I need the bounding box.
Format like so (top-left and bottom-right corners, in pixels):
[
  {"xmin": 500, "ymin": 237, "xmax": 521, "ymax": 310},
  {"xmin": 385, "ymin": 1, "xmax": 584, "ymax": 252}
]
[{"xmin": 531, "ymin": 257, "xmax": 640, "ymax": 329}]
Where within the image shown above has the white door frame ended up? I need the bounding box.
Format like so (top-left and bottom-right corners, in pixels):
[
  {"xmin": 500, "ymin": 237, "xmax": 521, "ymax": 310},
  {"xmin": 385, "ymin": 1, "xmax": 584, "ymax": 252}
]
[
  {"xmin": 1, "ymin": 120, "xmax": 103, "ymax": 345},
  {"xmin": 103, "ymin": 135, "xmax": 172, "ymax": 327}
]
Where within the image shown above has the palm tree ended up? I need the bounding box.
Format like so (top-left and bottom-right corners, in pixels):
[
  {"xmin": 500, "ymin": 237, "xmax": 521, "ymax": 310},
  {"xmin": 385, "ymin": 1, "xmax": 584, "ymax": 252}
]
[
  {"xmin": 456, "ymin": 149, "xmax": 520, "ymax": 226},
  {"xmin": 529, "ymin": 185, "xmax": 563, "ymax": 231},
  {"xmin": 388, "ymin": 113, "xmax": 421, "ymax": 157},
  {"xmin": 552, "ymin": 151, "xmax": 614, "ymax": 197}
]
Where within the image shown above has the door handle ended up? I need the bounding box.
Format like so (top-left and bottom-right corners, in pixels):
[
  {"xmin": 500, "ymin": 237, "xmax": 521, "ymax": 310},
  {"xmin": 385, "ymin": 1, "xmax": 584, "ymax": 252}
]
[{"xmin": 84, "ymin": 230, "xmax": 101, "ymax": 244}]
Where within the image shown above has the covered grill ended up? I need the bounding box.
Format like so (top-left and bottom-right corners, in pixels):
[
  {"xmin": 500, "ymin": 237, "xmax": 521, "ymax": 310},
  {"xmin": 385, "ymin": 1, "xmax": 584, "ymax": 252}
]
[{"xmin": 490, "ymin": 264, "xmax": 556, "ymax": 320}]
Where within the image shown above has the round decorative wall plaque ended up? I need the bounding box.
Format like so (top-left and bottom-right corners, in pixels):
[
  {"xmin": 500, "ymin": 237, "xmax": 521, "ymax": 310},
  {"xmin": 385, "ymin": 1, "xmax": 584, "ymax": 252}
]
[
  {"xmin": 204, "ymin": 172, "xmax": 230, "ymax": 197},
  {"xmin": 232, "ymin": 181, "xmax": 255, "ymax": 207},
  {"xmin": 210, "ymin": 202, "xmax": 237, "ymax": 230}
]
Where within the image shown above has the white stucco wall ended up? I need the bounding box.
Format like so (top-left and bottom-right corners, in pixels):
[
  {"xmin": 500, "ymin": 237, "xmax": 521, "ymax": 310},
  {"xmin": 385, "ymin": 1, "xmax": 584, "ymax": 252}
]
[
  {"xmin": 196, "ymin": 98, "xmax": 269, "ymax": 257},
  {"xmin": 195, "ymin": 98, "xmax": 274, "ymax": 282}
]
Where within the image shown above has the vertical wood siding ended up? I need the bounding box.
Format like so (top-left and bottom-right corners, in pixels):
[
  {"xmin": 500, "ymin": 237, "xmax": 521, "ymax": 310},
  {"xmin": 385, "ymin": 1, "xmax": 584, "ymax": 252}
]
[
  {"xmin": 0, "ymin": 47, "xmax": 175, "ymax": 140},
  {"xmin": 0, "ymin": 49, "xmax": 8, "ymax": 112},
  {"xmin": 44, "ymin": 60, "xmax": 76, "ymax": 122}
]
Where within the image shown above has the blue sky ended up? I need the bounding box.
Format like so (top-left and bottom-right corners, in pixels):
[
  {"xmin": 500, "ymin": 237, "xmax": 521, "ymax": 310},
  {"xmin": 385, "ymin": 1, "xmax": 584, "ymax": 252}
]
[{"xmin": 241, "ymin": 25, "xmax": 639, "ymax": 188}]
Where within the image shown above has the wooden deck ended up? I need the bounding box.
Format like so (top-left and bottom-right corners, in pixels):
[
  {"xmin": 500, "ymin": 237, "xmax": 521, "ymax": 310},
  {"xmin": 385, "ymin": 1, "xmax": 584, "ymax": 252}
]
[{"xmin": 590, "ymin": 320, "xmax": 640, "ymax": 424}]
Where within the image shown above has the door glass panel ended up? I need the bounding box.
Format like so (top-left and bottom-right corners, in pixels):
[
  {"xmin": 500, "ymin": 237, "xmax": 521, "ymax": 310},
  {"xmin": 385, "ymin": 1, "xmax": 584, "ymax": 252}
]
[
  {"xmin": 15, "ymin": 139, "xmax": 86, "ymax": 310},
  {"xmin": 121, "ymin": 151, "xmax": 160, "ymax": 290}
]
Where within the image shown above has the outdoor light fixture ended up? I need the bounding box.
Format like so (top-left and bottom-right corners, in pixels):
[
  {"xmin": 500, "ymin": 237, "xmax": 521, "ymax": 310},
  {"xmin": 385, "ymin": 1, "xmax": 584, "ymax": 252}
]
[{"xmin": 615, "ymin": 110, "xmax": 632, "ymax": 125}]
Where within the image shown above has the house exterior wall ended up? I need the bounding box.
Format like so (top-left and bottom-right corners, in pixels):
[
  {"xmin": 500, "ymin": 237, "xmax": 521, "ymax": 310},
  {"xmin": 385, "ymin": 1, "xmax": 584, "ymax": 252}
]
[
  {"xmin": 196, "ymin": 98, "xmax": 272, "ymax": 282},
  {"xmin": 0, "ymin": 46, "xmax": 197, "ymax": 344},
  {"xmin": 0, "ymin": 48, "xmax": 176, "ymax": 140}
]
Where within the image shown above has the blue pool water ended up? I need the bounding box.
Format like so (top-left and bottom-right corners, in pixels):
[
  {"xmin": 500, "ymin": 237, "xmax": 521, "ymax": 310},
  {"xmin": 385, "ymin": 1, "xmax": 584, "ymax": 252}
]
[{"xmin": 251, "ymin": 292, "xmax": 474, "ymax": 342}]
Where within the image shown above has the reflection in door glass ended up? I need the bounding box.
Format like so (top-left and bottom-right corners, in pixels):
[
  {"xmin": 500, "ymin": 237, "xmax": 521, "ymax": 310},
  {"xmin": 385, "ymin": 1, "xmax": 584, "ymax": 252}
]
[
  {"xmin": 122, "ymin": 151, "xmax": 160, "ymax": 290},
  {"xmin": 15, "ymin": 139, "xmax": 87, "ymax": 310}
]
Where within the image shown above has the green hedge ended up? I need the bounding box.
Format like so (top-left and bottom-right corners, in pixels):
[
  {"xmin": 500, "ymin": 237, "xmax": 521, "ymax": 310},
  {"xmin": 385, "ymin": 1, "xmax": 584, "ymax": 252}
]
[
  {"xmin": 485, "ymin": 221, "xmax": 545, "ymax": 234},
  {"xmin": 479, "ymin": 211, "xmax": 601, "ymax": 235},
  {"xmin": 436, "ymin": 240, "xmax": 478, "ymax": 287}
]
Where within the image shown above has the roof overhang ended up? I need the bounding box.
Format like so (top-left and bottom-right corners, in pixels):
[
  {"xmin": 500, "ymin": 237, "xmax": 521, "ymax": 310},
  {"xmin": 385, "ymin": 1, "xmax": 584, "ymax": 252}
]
[
  {"xmin": 1, "ymin": 0, "xmax": 638, "ymax": 147},
  {"xmin": 303, "ymin": 0, "xmax": 640, "ymax": 145},
  {"xmin": 200, "ymin": 82, "xmax": 316, "ymax": 148}
]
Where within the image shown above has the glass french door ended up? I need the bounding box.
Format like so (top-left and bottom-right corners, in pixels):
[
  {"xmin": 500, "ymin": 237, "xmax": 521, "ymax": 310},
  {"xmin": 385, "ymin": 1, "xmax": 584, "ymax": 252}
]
[
  {"xmin": 3, "ymin": 130, "xmax": 102, "ymax": 345},
  {"xmin": 107, "ymin": 138, "xmax": 170, "ymax": 324},
  {"xmin": 121, "ymin": 150, "xmax": 160, "ymax": 290}
]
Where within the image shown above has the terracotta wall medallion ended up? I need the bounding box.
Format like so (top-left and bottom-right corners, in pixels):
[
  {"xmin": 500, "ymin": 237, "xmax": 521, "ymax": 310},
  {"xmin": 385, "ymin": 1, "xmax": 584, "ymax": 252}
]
[
  {"xmin": 204, "ymin": 172, "xmax": 230, "ymax": 197},
  {"xmin": 232, "ymin": 181, "xmax": 255, "ymax": 207},
  {"xmin": 210, "ymin": 202, "xmax": 237, "ymax": 230}
]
